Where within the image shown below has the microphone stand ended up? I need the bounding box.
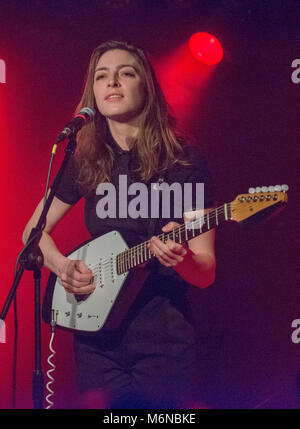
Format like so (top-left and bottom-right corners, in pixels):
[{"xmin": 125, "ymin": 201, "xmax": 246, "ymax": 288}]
[{"xmin": 0, "ymin": 133, "xmax": 77, "ymax": 409}]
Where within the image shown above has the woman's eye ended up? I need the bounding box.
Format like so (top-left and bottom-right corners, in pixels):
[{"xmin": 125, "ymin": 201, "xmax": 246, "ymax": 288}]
[
  {"xmin": 95, "ymin": 74, "xmax": 105, "ymax": 80},
  {"xmin": 122, "ymin": 71, "xmax": 135, "ymax": 77}
]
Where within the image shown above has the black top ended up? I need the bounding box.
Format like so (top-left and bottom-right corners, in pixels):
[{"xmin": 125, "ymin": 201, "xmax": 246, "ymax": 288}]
[
  {"xmin": 52, "ymin": 134, "xmax": 215, "ymax": 334},
  {"xmin": 55, "ymin": 136, "xmax": 214, "ymax": 238}
]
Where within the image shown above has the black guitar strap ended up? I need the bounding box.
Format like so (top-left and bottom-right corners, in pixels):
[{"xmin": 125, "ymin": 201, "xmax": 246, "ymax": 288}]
[{"xmin": 146, "ymin": 172, "xmax": 165, "ymax": 241}]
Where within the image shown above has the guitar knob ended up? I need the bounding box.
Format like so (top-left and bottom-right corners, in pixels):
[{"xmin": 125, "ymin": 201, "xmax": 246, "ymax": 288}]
[
  {"xmin": 268, "ymin": 186, "xmax": 275, "ymax": 192},
  {"xmin": 281, "ymin": 184, "xmax": 289, "ymax": 192},
  {"xmin": 274, "ymin": 185, "xmax": 282, "ymax": 191},
  {"xmin": 261, "ymin": 186, "xmax": 268, "ymax": 193},
  {"xmin": 256, "ymin": 186, "xmax": 261, "ymax": 193},
  {"xmin": 248, "ymin": 187, "xmax": 256, "ymax": 194}
]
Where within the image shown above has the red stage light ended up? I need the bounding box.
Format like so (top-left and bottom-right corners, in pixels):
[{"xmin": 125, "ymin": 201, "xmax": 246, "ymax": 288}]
[{"xmin": 189, "ymin": 32, "xmax": 223, "ymax": 65}]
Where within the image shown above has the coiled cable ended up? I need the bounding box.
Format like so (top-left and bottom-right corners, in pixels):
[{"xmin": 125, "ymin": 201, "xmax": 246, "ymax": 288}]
[{"xmin": 45, "ymin": 312, "xmax": 57, "ymax": 409}]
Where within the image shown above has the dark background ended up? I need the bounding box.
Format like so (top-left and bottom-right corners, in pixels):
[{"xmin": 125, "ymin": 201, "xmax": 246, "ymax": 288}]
[{"xmin": 0, "ymin": 0, "xmax": 299, "ymax": 409}]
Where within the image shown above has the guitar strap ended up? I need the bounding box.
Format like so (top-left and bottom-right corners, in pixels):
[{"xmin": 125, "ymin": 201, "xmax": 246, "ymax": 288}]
[
  {"xmin": 144, "ymin": 172, "xmax": 166, "ymax": 275},
  {"xmin": 146, "ymin": 172, "xmax": 165, "ymax": 241}
]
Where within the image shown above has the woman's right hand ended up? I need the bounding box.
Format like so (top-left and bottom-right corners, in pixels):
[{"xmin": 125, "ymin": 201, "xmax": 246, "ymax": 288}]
[{"xmin": 58, "ymin": 258, "xmax": 95, "ymax": 295}]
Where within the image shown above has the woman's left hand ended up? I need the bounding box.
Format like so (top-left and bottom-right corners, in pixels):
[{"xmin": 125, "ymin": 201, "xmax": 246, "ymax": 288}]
[{"xmin": 147, "ymin": 221, "xmax": 188, "ymax": 267}]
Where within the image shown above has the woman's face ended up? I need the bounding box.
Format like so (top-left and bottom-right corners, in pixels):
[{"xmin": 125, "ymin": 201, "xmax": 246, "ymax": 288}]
[{"xmin": 93, "ymin": 49, "xmax": 146, "ymax": 124}]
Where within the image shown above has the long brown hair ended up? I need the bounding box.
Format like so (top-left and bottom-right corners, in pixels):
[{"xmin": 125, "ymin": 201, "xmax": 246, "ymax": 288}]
[{"xmin": 75, "ymin": 40, "xmax": 190, "ymax": 191}]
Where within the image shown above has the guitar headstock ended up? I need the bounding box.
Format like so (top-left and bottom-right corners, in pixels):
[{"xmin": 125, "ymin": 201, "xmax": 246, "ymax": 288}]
[{"xmin": 230, "ymin": 185, "xmax": 288, "ymax": 223}]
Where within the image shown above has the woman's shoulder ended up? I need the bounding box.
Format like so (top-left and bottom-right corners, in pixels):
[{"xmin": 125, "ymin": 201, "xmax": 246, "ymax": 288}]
[{"xmin": 177, "ymin": 138, "xmax": 209, "ymax": 169}]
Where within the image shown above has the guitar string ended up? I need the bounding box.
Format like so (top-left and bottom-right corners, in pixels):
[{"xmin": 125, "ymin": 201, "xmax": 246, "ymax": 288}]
[
  {"xmin": 91, "ymin": 204, "xmax": 228, "ymax": 274},
  {"xmin": 86, "ymin": 204, "xmax": 228, "ymax": 274},
  {"xmin": 86, "ymin": 195, "xmax": 279, "ymax": 275}
]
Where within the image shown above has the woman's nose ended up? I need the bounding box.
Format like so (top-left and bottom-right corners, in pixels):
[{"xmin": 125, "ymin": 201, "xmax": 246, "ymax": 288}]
[{"xmin": 108, "ymin": 74, "xmax": 120, "ymax": 87}]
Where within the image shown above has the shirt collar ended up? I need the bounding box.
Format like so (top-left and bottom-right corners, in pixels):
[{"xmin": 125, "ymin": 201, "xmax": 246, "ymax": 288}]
[{"xmin": 108, "ymin": 132, "xmax": 132, "ymax": 156}]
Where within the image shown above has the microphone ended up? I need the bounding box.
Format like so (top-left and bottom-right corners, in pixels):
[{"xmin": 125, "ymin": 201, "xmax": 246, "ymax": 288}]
[{"xmin": 56, "ymin": 107, "xmax": 95, "ymax": 143}]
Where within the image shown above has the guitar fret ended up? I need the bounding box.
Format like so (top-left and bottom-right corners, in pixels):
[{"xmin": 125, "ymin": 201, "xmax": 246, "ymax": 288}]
[
  {"xmin": 148, "ymin": 242, "xmax": 151, "ymax": 260},
  {"xmin": 117, "ymin": 202, "xmax": 235, "ymax": 274}
]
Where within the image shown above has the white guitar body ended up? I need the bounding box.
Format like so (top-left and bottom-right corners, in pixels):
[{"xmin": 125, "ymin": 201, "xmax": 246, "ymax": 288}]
[{"xmin": 51, "ymin": 231, "xmax": 130, "ymax": 332}]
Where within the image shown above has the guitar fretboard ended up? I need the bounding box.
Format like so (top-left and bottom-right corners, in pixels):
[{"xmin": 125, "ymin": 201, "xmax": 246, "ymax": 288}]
[{"xmin": 116, "ymin": 203, "xmax": 231, "ymax": 275}]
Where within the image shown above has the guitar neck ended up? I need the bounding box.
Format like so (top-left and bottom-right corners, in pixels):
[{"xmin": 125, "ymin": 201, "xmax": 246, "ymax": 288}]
[{"xmin": 116, "ymin": 203, "xmax": 230, "ymax": 274}]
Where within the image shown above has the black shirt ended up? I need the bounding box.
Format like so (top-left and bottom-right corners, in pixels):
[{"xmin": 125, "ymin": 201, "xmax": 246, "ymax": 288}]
[
  {"xmin": 52, "ymin": 135, "xmax": 215, "ymax": 331},
  {"xmin": 54, "ymin": 136, "xmax": 214, "ymax": 251}
]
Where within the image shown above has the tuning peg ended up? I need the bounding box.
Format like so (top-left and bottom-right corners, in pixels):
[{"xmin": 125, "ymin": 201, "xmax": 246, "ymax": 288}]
[{"xmin": 248, "ymin": 184, "xmax": 288, "ymax": 194}]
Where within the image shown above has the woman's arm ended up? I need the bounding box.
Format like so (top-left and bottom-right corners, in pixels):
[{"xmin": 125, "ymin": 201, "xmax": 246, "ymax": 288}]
[
  {"xmin": 147, "ymin": 208, "xmax": 216, "ymax": 288},
  {"xmin": 22, "ymin": 195, "xmax": 95, "ymax": 295},
  {"xmin": 22, "ymin": 195, "xmax": 73, "ymax": 275}
]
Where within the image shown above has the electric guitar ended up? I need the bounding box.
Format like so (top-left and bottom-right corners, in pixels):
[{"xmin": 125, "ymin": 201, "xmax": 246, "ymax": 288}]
[{"xmin": 42, "ymin": 185, "xmax": 288, "ymax": 333}]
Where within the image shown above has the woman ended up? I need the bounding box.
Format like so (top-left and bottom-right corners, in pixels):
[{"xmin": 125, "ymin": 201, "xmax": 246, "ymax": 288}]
[{"xmin": 23, "ymin": 40, "xmax": 216, "ymax": 408}]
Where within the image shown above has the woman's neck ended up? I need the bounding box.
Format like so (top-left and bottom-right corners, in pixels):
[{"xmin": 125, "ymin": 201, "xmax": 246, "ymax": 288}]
[{"xmin": 107, "ymin": 118, "xmax": 140, "ymax": 151}]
